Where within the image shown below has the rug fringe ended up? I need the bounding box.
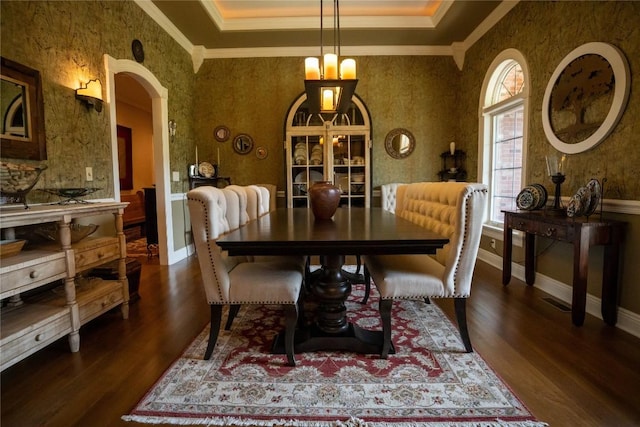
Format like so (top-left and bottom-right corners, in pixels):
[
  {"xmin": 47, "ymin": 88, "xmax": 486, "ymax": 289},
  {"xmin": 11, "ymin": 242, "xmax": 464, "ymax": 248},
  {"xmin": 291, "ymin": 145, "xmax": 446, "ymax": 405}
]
[{"xmin": 122, "ymin": 415, "xmax": 547, "ymax": 427}]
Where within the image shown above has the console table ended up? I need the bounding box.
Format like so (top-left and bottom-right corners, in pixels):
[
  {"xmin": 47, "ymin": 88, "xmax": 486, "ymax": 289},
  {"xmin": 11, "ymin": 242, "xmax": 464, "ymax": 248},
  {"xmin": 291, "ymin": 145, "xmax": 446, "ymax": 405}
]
[{"xmin": 502, "ymin": 210, "xmax": 625, "ymax": 327}]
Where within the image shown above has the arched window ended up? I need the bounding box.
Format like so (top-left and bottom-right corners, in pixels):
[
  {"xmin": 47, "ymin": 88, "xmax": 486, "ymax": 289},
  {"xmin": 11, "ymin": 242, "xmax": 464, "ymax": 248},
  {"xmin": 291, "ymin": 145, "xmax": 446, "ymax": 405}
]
[{"xmin": 479, "ymin": 50, "xmax": 529, "ymax": 228}]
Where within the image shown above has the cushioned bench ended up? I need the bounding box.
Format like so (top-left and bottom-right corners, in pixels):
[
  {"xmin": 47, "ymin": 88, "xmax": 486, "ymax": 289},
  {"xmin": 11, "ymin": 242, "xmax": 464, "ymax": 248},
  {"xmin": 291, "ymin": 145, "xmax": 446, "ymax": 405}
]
[{"xmin": 364, "ymin": 181, "xmax": 488, "ymax": 356}]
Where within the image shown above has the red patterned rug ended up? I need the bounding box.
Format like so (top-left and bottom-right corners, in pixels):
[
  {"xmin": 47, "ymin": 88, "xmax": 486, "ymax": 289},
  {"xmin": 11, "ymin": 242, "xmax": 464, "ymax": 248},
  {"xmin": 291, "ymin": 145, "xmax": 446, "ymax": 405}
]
[{"xmin": 123, "ymin": 269, "xmax": 545, "ymax": 426}]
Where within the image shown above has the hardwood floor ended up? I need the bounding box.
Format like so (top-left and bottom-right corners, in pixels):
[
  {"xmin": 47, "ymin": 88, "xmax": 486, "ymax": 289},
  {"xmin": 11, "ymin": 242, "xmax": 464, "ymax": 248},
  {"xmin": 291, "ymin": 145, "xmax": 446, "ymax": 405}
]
[{"xmin": 2, "ymin": 256, "xmax": 639, "ymax": 426}]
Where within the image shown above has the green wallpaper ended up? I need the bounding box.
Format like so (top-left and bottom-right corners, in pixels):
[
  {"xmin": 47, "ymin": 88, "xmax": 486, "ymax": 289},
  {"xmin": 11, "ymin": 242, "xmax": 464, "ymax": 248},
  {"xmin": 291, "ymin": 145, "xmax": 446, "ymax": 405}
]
[
  {"xmin": 0, "ymin": 0, "xmax": 195, "ymax": 199},
  {"xmin": 193, "ymin": 56, "xmax": 460, "ymax": 190},
  {"xmin": 460, "ymin": 1, "xmax": 640, "ymax": 313},
  {"xmin": 460, "ymin": 1, "xmax": 640, "ymax": 200}
]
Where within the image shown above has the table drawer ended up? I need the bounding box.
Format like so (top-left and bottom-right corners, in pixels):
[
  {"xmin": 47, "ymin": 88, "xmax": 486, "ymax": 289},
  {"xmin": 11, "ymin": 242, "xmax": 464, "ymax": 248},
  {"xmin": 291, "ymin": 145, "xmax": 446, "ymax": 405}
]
[
  {"xmin": 508, "ymin": 217, "xmax": 570, "ymax": 241},
  {"xmin": 74, "ymin": 238, "xmax": 120, "ymax": 271},
  {"xmin": 77, "ymin": 279, "xmax": 124, "ymax": 324},
  {"xmin": 535, "ymin": 223, "xmax": 569, "ymax": 240},
  {"xmin": 0, "ymin": 255, "xmax": 67, "ymax": 296},
  {"xmin": 0, "ymin": 307, "xmax": 70, "ymax": 370}
]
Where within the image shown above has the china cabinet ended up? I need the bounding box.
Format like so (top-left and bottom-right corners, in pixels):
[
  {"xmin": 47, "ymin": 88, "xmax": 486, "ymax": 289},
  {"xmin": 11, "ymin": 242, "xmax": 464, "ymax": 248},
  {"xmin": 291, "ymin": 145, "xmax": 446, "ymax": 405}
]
[
  {"xmin": 0, "ymin": 202, "xmax": 129, "ymax": 371},
  {"xmin": 284, "ymin": 94, "xmax": 372, "ymax": 208}
]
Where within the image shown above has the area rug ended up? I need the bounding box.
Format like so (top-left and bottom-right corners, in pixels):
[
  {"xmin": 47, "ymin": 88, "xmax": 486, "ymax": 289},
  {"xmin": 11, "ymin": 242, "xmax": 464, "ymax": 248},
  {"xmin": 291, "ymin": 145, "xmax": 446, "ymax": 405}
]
[{"xmin": 123, "ymin": 268, "xmax": 545, "ymax": 427}]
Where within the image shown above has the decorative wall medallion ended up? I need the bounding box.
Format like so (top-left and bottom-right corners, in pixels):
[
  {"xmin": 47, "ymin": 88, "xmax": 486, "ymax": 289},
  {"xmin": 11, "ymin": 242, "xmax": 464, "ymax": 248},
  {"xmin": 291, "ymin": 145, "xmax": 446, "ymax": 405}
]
[
  {"xmin": 214, "ymin": 125, "xmax": 230, "ymax": 142},
  {"xmin": 232, "ymin": 134, "xmax": 254, "ymax": 155},
  {"xmin": 131, "ymin": 39, "xmax": 144, "ymax": 63},
  {"xmin": 542, "ymin": 42, "xmax": 630, "ymax": 154},
  {"xmin": 256, "ymin": 146, "xmax": 268, "ymax": 160}
]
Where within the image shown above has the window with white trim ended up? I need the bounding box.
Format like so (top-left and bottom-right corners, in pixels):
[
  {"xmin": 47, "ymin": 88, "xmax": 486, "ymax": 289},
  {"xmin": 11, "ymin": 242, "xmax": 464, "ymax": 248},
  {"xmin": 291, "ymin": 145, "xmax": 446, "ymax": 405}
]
[{"xmin": 480, "ymin": 51, "xmax": 529, "ymax": 228}]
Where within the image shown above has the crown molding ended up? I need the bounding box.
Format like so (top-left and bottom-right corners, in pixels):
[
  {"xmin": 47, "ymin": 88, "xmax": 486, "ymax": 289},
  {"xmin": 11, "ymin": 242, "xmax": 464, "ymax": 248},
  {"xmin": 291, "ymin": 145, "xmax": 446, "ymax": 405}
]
[
  {"xmin": 135, "ymin": 0, "xmax": 518, "ymax": 72},
  {"xmin": 134, "ymin": 0, "xmax": 194, "ymax": 53}
]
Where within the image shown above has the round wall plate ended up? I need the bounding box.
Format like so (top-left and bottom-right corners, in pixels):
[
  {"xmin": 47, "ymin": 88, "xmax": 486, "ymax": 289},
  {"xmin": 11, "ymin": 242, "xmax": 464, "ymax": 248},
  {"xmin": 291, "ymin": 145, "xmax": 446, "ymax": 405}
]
[
  {"xmin": 131, "ymin": 39, "xmax": 144, "ymax": 63},
  {"xmin": 256, "ymin": 146, "xmax": 268, "ymax": 159},
  {"xmin": 233, "ymin": 134, "xmax": 254, "ymax": 155},
  {"xmin": 214, "ymin": 125, "xmax": 230, "ymax": 142}
]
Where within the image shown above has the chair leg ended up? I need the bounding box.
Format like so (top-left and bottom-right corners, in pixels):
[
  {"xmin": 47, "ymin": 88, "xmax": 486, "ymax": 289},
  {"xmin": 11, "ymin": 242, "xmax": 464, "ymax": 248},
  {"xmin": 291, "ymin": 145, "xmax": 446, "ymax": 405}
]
[
  {"xmin": 355, "ymin": 255, "xmax": 362, "ymax": 275},
  {"xmin": 225, "ymin": 304, "xmax": 241, "ymax": 330},
  {"xmin": 424, "ymin": 297, "xmax": 431, "ymax": 304},
  {"xmin": 454, "ymin": 298, "xmax": 473, "ymax": 352},
  {"xmin": 379, "ymin": 299, "xmax": 393, "ymax": 359},
  {"xmin": 361, "ymin": 265, "xmax": 371, "ymax": 304},
  {"xmin": 205, "ymin": 305, "xmax": 223, "ymax": 360},
  {"xmin": 284, "ymin": 303, "xmax": 298, "ymax": 366}
]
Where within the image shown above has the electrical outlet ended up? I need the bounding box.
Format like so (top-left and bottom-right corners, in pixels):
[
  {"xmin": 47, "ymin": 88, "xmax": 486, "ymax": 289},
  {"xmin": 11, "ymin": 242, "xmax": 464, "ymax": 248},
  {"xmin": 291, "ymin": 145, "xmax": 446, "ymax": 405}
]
[
  {"xmin": 490, "ymin": 238, "xmax": 496, "ymax": 249},
  {"xmin": 85, "ymin": 167, "xmax": 93, "ymax": 181},
  {"xmin": 172, "ymin": 171, "xmax": 180, "ymax": 182}
]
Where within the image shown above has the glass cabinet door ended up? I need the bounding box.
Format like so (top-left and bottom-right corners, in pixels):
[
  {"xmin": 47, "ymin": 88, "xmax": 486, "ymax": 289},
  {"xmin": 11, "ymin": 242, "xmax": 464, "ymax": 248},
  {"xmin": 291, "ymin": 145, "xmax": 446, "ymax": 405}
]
[{"xmin": 285, "ymin": 94, "xmax": 372, "ymax": 209}]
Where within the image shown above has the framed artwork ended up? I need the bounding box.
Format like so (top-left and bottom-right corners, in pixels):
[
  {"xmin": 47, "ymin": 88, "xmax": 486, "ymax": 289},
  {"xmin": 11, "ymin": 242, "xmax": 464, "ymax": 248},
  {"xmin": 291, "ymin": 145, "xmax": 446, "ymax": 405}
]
[
  {"xmin": 117, "ymin": 125, "xmax": 133, "ymax": 190},
  {"xmin": 542, "ymin": 42, "xmax": 630, "ymax": 154},
  {"xmin": 1, "ymin": 57, "xmax": 47, "ymax": 160},
  {"xmin": 232, "ymin": 133, "xmax": 254, "ymax": 155}
]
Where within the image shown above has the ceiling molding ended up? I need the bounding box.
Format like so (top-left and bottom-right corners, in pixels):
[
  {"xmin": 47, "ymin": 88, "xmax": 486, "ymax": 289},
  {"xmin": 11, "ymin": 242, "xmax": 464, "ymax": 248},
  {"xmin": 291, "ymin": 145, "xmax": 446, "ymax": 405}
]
[
  {"xmin": 135, "ymin": 0, "xmax": 194, "ymax": 53},
  {"xmin": 201, "ymin": 45, "xmax": 453, "ymax": 60},
  {"xmin": 202, "ymin": 0, "xmax": 454, "ymax": 31},
  {"xmin": 135, "ymin": 1, "xmax": 516, "ymax": 72},
  {"xmin": 461, "ymin": 0, "xmax": 520, "ymax": 52}
]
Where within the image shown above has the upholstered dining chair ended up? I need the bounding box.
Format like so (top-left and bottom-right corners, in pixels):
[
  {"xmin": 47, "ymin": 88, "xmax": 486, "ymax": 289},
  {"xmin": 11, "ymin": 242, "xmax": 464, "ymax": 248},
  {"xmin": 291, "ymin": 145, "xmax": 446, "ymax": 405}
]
[
  {"xmin": 359, "ymin": 183, "xmax": 405, "ymax": 305},
  {"xmin": 221, "ymin": 186, "xmax": 306, "ymax": 329},
  {"xmin": 363, "ymin": 182, "xmax": 488, "ymax": 358},
  {"xmin": 187, "ymin": 186, "xmax": 304, "ymax": 366}
]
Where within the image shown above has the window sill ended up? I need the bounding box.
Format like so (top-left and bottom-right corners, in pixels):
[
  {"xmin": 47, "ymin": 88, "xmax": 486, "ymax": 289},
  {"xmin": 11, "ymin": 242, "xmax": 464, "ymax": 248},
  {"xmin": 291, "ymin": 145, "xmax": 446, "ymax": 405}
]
[{"xmin": 483, "ymin": 223, "xmax": 523, "ymax": 248}]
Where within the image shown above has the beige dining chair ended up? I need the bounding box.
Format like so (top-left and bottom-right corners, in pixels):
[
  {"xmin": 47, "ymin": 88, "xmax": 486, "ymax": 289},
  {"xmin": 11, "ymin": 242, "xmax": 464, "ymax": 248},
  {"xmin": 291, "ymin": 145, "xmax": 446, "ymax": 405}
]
[
  {"xmin": 187, "ymin": 186, "xmax": 304, "ymax": 366},
  {"xmin": 364, "ymin": 182, "xmax": 488, "ymax": 358}
]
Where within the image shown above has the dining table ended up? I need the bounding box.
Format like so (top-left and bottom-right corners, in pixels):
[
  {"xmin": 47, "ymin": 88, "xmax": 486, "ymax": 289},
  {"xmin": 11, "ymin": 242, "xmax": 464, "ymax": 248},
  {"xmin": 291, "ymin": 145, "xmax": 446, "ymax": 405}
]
[{"xmin": 216, "ymin": 207, "xmax": 449, "ymax": 355}]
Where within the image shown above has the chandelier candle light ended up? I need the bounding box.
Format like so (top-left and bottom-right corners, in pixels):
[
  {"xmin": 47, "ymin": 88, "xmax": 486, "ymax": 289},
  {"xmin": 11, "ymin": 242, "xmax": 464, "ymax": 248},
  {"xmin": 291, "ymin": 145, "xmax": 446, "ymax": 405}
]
[{"xmin": 304, "ymin": 0, "xmax": 358, "ymax": 114}]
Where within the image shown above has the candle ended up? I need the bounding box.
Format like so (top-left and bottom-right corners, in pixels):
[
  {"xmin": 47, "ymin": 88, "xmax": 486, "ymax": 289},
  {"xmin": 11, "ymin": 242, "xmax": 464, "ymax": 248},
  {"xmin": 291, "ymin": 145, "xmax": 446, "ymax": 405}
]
[
  {"xmin": 195, "ymin": 145, "xmax": 198, "ymax": 165},
  {"xmin": 322, "ymin": 89, "xmax": 334, "ymax": 111},
  {"xmin": 449, "ymin": 142, "xmax": 455, "ymax": 155},
  {"xmin": 340, "ymin": 59, "xmax": 356, "ymax": 79},
  {"xmin": 305, "ymin": 57, "xmax": 320, "ymax": 79},
  {"xmin": 324, "ymin": 54, "xmax": 338, "ymax": 79},
  {"xmin": 217, "ymin": 147, "xmax": 220, "ymax": 167}
]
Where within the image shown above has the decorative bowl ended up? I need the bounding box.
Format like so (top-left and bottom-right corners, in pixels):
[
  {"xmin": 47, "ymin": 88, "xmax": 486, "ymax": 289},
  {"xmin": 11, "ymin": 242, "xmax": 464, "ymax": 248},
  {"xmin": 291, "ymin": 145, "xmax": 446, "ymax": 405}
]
[
  {"xmin": 0, "ymin": 239, "xmax": 27, "ymax": 258},
  {"xmin": 0, "ymin": 162, "xmax": 47, "ymax": 207},
  {"xmin": 34, "ymin": 223, "xmax": 99, "ymax": 243}
]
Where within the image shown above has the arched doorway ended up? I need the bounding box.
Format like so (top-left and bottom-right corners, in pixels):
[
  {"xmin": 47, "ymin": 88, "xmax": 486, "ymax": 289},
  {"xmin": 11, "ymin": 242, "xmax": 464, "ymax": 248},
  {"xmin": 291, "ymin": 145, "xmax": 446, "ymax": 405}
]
[{"xmin": 104, "ymin": 55, "xmax": 174, "ymax": 265}]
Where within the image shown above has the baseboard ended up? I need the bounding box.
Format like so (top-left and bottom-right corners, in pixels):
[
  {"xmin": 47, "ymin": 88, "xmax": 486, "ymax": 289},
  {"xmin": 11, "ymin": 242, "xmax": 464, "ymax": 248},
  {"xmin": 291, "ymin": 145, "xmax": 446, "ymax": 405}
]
[{"xmin": 477, "ymin": 248, "xmax": 640, "ymax": 339}]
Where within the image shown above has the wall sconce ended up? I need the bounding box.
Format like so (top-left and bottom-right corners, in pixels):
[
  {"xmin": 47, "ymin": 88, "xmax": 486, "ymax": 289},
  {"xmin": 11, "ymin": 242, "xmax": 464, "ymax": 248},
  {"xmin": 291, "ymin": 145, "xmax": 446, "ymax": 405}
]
[{"xmin": 75, "ymin": 79, "xmax": 103, "ymax": 112}]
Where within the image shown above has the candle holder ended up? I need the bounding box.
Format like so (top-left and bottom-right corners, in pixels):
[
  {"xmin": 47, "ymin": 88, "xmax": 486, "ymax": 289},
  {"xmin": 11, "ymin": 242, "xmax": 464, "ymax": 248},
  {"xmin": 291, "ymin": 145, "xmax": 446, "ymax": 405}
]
[
  {"xmin": 550, "ymin": 173, "xmax": 566, "ymax": 211},
  {"xmin": 546, "ymin": 154, "xmax": 568, "ymax": 214}
]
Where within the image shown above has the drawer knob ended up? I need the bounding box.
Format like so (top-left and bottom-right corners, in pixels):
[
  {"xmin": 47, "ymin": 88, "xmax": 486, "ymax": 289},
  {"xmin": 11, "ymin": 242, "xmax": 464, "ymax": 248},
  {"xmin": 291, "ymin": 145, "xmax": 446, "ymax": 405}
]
[
  {"xmin": 35, "ymin": 333, "xmax": 43, "ymax": 342},
  {"xmin": 518, "ymin": 221, "xmax": 525, "ymax": 228},
  {"xmin": 545, "ymin": 227, "xmax": 556, "ymax": 237},
  {"xmin": 29, "ymin": 270, "xmax": 40, "ymax": 279}
]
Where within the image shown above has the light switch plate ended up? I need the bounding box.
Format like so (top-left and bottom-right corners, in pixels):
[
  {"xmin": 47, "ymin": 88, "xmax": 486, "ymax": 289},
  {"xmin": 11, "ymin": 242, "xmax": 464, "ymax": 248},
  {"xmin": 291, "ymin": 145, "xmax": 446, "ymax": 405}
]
[
  {"xmin": 172, "ymin": 171, "xmax": 180, "ymax": 182},
  {"xmin": 85, "ymin": 167, "xmax": 93, "ymax": 181}
]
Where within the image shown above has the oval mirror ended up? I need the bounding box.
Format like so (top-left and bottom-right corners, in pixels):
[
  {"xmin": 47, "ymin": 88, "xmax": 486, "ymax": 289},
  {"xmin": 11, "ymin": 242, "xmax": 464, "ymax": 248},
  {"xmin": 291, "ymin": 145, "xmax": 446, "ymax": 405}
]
[{"xmin": 384, "ymin": 128, "xmax": 415, "ymax": 159}]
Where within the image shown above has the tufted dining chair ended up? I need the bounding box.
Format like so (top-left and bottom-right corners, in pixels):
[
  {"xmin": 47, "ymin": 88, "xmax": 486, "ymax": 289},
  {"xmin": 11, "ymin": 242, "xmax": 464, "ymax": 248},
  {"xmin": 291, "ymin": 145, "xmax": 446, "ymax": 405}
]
[
  {"xmin": 359, "ymin": 183, "xmax": 406, "ymax": 304},
  {"xmin": 363, "ymin": 182, "xmax": 488, "ymax": 358},
  {"xmin": 187, "ymin": 186, "xmax": 304, "ymax": 366}
]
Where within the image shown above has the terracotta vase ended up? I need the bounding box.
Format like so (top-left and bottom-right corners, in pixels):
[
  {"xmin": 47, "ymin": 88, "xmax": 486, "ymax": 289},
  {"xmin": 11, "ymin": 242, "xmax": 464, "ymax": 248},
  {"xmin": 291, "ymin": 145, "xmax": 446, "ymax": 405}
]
[{"xmin": 308, "ymin": 181, "xmax": 341, "ymax": 220}]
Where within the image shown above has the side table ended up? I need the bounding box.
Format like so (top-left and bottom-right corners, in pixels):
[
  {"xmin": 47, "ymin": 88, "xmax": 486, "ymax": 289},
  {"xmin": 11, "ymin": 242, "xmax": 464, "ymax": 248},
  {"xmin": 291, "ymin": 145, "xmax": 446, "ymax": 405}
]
[{"xmin": 502, "ymin": 210, "xmax": 625, "ymax": 326}]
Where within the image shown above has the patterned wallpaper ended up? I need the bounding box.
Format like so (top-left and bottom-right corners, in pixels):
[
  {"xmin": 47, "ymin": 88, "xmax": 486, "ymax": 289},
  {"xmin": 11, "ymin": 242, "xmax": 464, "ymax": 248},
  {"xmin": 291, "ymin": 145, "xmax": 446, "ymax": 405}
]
[
  {"xmin": 459, "ymin": 0, "xmax": 640, "ymax": 201},
  {"xmin": 193, "ymin": 55, "xmax": 460, "ymax": 191},
  {"xmin": 0, "ymin": 0, "xmax": 195, "ymax": 200}
]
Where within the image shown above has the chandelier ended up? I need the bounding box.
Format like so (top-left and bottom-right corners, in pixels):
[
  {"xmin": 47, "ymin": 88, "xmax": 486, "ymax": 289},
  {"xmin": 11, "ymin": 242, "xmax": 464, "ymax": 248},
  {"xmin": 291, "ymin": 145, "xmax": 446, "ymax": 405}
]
[{"xmin": 304, "ymin": 0, "xmax": 357, "ymax": 115}]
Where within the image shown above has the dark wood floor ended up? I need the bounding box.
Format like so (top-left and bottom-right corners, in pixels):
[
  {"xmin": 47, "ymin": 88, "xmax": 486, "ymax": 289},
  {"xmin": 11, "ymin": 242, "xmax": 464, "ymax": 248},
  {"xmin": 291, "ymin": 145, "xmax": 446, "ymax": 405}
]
[{"xmin": 2, "ymin": 256, "xmax": 639, "ymax": 427}]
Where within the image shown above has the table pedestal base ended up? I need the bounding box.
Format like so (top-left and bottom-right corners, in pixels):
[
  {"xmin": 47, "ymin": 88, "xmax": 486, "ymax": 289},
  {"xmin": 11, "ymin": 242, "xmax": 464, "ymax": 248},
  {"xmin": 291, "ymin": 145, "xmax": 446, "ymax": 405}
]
[{"xmin": 272, "ymin": 323, "xmax": 395, "ymax": 355}]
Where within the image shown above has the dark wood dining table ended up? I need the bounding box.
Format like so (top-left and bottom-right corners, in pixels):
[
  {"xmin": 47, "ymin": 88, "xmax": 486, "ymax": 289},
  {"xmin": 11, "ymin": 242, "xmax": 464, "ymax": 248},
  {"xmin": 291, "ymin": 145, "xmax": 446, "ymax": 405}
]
[{"xmin": 216, "ymin": 207, "xmax": 449, "ymax": 355}]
